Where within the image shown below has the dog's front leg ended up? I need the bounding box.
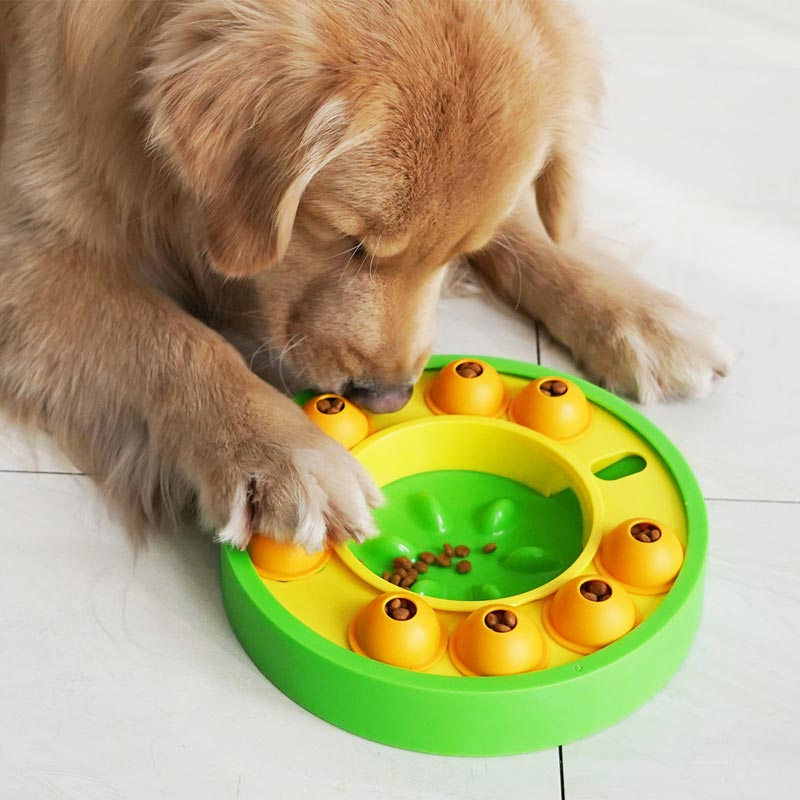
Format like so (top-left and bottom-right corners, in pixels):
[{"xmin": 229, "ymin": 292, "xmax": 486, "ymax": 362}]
[
  {"xmin": 0, "ymin": 246, "xmax": 381, "ymax": 549},
  {"xmin": 469, "ymin": 192, "xmax": 733, "ymax": 402}
]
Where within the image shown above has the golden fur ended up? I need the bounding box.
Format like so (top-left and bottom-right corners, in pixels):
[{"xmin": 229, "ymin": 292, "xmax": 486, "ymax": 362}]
[{"xmin": 0, "ymin": 0, "xmax": 731, "ymax": 550}]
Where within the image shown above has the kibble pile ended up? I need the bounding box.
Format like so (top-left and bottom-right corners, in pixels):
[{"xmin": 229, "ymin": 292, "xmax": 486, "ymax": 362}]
[
  {"xmin": 484, "ymin": 609, "xmax": 517, "ymax": 632},
  {"xmin": 382, "ymin": 541, "xmax": 498, "ymax": 589},
  {"xmin": 630, "ymin": 522, "xmax": 662, "ymax": 542},
  {"xmin": 316, "ymin": 397, "xmax": 345, "ymax": 414},
  {"xmin": 455, "ymin": 361, "xmax": 484, "ymax": 378},
  {"xmin": 538, "ymin": 379, "xmax": 568, "ymax": 396},
  {"xmin": 579, "ymin": 579, "xmax": 612, "ymax": 602},
  {"xmin": 384, "ymin": 597, "xmax": 417, "ymax": 620}
]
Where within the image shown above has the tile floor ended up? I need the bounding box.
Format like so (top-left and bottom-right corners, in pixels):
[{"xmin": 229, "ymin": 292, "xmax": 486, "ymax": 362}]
[{"xmin": 1, "ymin": 1, "xmax": 798, "ymax": 798}]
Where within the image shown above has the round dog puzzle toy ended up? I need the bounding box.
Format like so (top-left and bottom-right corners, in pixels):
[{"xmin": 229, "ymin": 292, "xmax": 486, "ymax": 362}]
[{"xmin": 220, "ymin": 355, "xmax": 706, "ymax": 756}]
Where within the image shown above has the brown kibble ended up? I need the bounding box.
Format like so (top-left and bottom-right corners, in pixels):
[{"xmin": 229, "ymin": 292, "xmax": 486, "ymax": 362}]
[
  {"xmin": 390, "ymin": 574, "xmax": 402, "ymax": 585},
  {"xmin": 381, "ymin": 570, "xmax": 391, "ymax": 581},
  {"xmin": 482, "ymin": 542, "xmax": 497, "ymax": 554},
  {"xmin": 540, "ymin": 379, "xmax": 567, "ymax": 397},
  {"xmin": 586, "ymin": 580, "xmax": 608, "ymax": 595},
  {"xmin": 434, "ymin": 554, "xmax": 452, "ymax": 567},
  {"xmin": 456, "ymin": 560, "xmax": 472, "ymax": 574},
  {"xmin": 414, "ymin": 561, "xmax": 428, "ymax": 574},
  {"xmin": 401, "ymin": 575, "xmax": 416, "ymax": 588},
  {"xmin": 454, "ymin": 545, "xmax": 470, "ymax": 557},
  {"xmin": 648, "ymin": 526, "xmax": 662, "ymax": 542},
  {"xmin": 581, "ymin": 580, "xmax": 611, "ymax": 601},
  {"xmin": 631, "ymin": 521, "xmax": 662, "ymax": 543},
  {"xmin": 393, "ymin": 556, "xmax": 412, "ymax": 570},
  {"xmin": 419, "ymin": 552, "xmax": 435, "ymax": 564},
  {"xmin": 443, "ymin": 543, "xmax": 454, "ymax": 557},
  {"xmin": 539, "ymin": 380, "xmax": 554, "ymax": 395},
  {"xmin": 316, "ymin": 396, "xmax": 345, "ymax": 414},
  {"xmin": 456, "ymin": 361, "xmax": 484, "ymax": 378},
  {"xmin": 385, "ymin": 597, "xmax": 417, "ymax": 620},
  {"xmin": 484, "ymin": 608, "xmax": 518, "ymax": 632},
  {"xmin": 406, "ymin": 568, "xmax": 418, "ymax": 581}
]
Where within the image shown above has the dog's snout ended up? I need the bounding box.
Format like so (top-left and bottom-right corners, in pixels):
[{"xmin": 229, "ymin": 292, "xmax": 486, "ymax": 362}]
[{"xmin": 344, "ymin": 382, "xmax": 414, "ymax": 414}]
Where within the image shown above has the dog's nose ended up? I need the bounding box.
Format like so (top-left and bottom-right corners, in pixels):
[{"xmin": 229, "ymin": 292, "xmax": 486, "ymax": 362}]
[{"xmin": 343, "ymin": 382, "xmax": 414, "ymax": 414}]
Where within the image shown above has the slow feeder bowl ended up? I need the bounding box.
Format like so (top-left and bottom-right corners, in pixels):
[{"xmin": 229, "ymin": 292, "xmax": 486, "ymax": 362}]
[
  {"xmin": 543, "ymin": 575, "xmax": 636, "ymax": 653},
  {"xmin": 220, "ymin": 355, "xmax": 708, "ymax": 756},
  {"xmin": 340, "ymin": 415, "xmax": 605, "ymax": 611},
  {"xmin": 303, "ymin": 393, "xmax": 370, "ymax": 449},
  {"xmin": 509, "ymin": 376, "xmax": 592, "ymax": 439},
  {"xmin": 595, "ymin": 518, "xmax": 684, "ymax": 594},
  {"xmin": 348, "ymin": 592, "xmax": 447, "ymax": 670},
  {"xmin": 449, "ymin": 604, "xmax": 547, "ymax": 676},
  {"xmin": 425, "ymin": 358, "xmax": 509, "ymax": 417},
  {"xmin": 248, "ymin": 535, "xmax": 331, "ymax": 580}
]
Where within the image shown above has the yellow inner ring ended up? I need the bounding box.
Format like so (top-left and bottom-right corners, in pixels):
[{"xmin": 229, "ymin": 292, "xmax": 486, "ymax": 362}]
[{"xmin": 336, "ymin": 416, "xmax": 605, "ymax": 612}]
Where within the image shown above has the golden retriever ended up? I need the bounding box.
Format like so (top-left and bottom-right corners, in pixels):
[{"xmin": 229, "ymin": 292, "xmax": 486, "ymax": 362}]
[{"xmin": 0, "ymin": 0, "xmax": 731, "ymax": 551}]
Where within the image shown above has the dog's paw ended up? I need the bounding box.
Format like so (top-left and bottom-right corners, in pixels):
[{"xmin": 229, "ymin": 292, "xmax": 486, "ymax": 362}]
[
  {"xmin": 573, "ymin": 292, "xmax": 735, "ymax": 403},
  {"xmin": 199, "ymin": 406, "xmax": 383, "ymax": 552}
]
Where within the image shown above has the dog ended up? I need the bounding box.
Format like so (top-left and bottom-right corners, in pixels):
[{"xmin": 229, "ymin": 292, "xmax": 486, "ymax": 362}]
[{"xmin": 0, "ymin": 0, "xmax": 731, "ymax": 553}]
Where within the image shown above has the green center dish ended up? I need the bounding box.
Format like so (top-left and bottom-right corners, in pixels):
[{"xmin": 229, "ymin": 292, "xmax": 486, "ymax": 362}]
[{"xmin": 353, "ymin": 469, "xmax": 583, "ymax": 600}]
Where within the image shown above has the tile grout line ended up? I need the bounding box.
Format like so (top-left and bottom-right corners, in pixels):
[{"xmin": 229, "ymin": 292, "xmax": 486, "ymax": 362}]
[
  {"xmin": 535, "ymin": 322, "xmax": 542, "ymax": 365},
  {"xmin": 704, "ymin": 496, "xmax": 800, "ymax": 505},
  {"xmin": 558, "ymin": 745, "xmax": 566, "ymax": 800},
  {"xmin": 2, "ymin": 467, "xmax": 798, "ymax": 510},
  {"xmin": 0, "ymin": 468, "xmax": 86, "ymax": 476}
]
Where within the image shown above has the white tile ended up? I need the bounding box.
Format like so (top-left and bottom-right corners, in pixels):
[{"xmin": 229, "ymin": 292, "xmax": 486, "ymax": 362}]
[
  {"xmin": 537, "ymin": 260, "xmax": 800, "ymax": 503},
  {"xmin": 436, "ymin": 294, "xmax": 540, "ymax": 365},
  {"xmin": 534, "ymin": 0, "xmax": 800, "ymax": 503},
  {"xmin": 0, "ymin": 473, "xmax": 562, "ymax": 800},
  {"xmin": 441, "ymin": 256, "xmax": 800, "ymax": 502},
  {"xmin": 559, "ymin": 499, "xmax": 800, "ymax": 800},
  {"xmin": 0, "ymin": 413, "xmax": 81, "ymax": 475}
]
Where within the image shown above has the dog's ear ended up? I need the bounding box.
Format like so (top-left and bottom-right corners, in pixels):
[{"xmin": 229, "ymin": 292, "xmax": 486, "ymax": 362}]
[
  {"xmin": 534, "ymin": 146, "xmax": 579, "ymax": 244},
  {"xmin": 143, "ymin": 9, "xmax": 360, "ymax": 276},
  {"xmin": 529, "ymin": 0, "xmax": 603, "ymax": 245},
  {"xmin": 198, "ymin": 97, "xmax": 356, "ymax": 277}
]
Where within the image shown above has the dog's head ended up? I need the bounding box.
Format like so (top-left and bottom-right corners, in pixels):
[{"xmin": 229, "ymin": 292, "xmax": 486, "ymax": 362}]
[{"xmin": 144, "ymin": 0, "xmax": 600, "ymax": 411}]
